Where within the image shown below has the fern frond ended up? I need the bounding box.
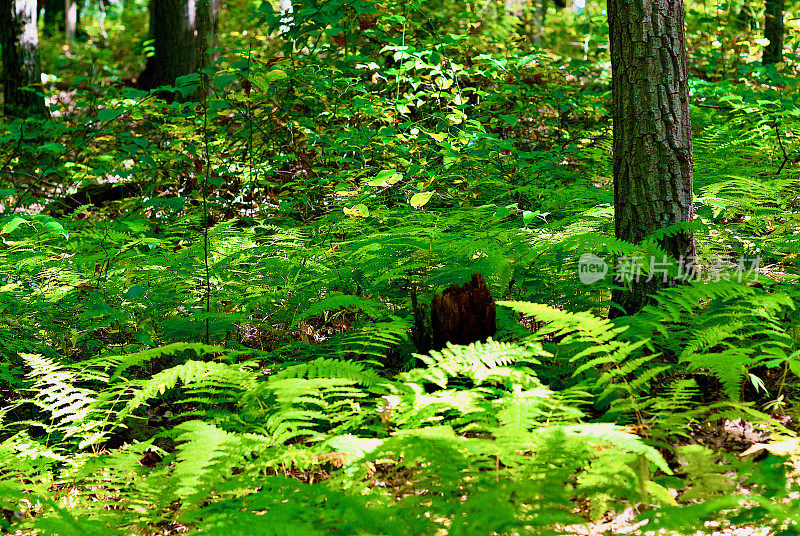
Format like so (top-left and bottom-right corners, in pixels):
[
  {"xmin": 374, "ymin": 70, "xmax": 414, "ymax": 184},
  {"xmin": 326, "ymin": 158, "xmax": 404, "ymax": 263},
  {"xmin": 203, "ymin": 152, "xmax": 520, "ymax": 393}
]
[{"xmin": 116, "ymin": 360, "xmax": 256, "ymax": 419}]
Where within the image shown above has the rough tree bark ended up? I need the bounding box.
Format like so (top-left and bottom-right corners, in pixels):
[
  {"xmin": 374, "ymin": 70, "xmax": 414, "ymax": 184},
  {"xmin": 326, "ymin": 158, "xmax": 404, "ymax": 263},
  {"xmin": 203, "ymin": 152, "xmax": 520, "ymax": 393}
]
[
  {"xmin": 763, "ymin": 0, "xmax": 784, "ymax": 64},
  {"xmin": 607, "ymin": 0, "xmax": 695, "ymax": 317},
  {"xmin": 0, "ymin": 0, "xmax": 48, "ymax": 117},
  {"xmin": 430, "ymin": 273, "xmax": 496, "ymax": 351},
  {"xmin": 137, "ymin": 0, "xmax": 219, "ymax": 94}
]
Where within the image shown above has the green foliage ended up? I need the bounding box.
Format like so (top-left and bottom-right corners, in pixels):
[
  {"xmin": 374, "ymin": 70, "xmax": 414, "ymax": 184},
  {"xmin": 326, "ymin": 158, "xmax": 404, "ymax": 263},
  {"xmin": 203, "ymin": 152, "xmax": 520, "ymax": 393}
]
[{"xmin": 2, "ymin": 0, "xmax": 800, "ymax": 533}]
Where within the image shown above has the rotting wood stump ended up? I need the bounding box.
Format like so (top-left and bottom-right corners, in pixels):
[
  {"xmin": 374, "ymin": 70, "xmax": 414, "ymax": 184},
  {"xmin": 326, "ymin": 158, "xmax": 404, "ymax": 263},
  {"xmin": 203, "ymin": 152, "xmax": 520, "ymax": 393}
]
[{"xmin": 430, "ymin": 273, "xmax": 496, "ymax": 351}]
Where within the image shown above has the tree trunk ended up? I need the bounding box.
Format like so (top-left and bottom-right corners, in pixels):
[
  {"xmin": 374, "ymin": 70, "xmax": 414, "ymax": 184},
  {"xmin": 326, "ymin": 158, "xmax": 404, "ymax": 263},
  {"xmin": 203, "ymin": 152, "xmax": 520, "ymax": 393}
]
[
  {"xmin": 763, "ymin": 0, "xmax": 784, "ymax": 64},
  {"xmin": 607, "ymin": 0, "xmax": 695, "ymax": 318},
  {"xmin": 42, "ymin": 0, "xmax": 80, "ymax": 39},
  {"xmin": 42, "ymin": 0, "xmax": 64, "ymax": 33},
  {"xmin": 137, "ymin": 0, "xmax": 219, "ymax": 96},
  {"xmin": 0, "ymin": 0, "xmax": 48, "ymax": 117},
  {"xmin": 430, "ymin": 273, "xmax": 496, "ymax": 351},
  {"xmin": 65, "ymin": 0, "xmax": 78, "ymax": 40}
]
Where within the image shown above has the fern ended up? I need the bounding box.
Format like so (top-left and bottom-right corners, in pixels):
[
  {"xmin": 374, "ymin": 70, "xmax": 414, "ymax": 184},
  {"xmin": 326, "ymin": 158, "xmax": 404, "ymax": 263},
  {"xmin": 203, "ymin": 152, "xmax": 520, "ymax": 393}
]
[
  {"xmin": 18, "ymin": 353, "xmax": 109, "ymax": 449},
  {"xmin": 113, "ymin": 359, "xmax": 257, "ymax": 419},
  {"xmin": 626, "ymin": 281, "xmax": 795, "ymax": 400},
  {"xmin": 271, "ymin": 356, "xmax": 387, "ymax": 388},
  {"xmin": 293, "ymin": 294, "xmax": 388, "ymax": 326}
]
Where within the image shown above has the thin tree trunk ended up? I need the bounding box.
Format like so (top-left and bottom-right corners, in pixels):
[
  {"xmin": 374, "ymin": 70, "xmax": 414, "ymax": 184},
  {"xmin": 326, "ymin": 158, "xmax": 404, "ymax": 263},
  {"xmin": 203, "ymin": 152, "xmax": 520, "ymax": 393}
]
[
  {"xmin": 607, "ymin": 0, "xmax": 695, "ymax": 317},
  {"xmin": 137, "ymin": 0, "xmax": 218, "ymax": 97},
  {"xmin": 0, "ymin": 0, "xmax": 48, "ymax": 117},
  {"xmin": 65, "ymin": 0, "xmax": 78, "ymax": 40},
  {"xmin": 43, "ymin": 0, "xmax": 63, "ymax": 33},
  {"xmin": 196, "ymin": 0, "xmax": 218, "ymax": 60},
  {"xmin": 763, "ymin": 0, "xmax": 784, "ymax": 64}
]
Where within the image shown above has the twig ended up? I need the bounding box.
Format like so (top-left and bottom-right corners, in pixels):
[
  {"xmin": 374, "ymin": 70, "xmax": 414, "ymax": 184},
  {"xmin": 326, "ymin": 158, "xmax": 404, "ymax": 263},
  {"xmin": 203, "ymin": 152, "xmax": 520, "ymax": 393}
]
[
  {"xmin": 694, "ymin": 103, "xmax": 734, "ymax": 110},
  {"xmin": 775, "ymin": 123, "xmax": 789, "ymax": 175}
]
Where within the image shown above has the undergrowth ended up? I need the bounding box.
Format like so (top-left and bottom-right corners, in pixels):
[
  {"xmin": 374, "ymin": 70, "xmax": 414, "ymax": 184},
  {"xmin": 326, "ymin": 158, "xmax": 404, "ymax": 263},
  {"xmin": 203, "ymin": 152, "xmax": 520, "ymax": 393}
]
[{"xmin": 2, "ymin": 0, "xmax": 800, "ymax": 533}]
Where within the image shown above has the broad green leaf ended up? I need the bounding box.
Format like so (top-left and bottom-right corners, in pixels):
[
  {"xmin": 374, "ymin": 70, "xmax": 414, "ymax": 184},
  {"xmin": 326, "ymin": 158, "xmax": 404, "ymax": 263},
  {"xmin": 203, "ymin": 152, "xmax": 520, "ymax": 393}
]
[
  {"xmin": 122, "ymin": 88, "xmax": 149, "ymax": 99},
  {"xmin": 42, "ymin": 142, "xmax": 65, "ymax": 152},
  {"xmin": 499, "ymin": 114, "xmax": 518, "ymax": 125},
  {"xmin": 523, "ymin": 210, "xmax": 539, "ymax": 225},
  {"xmin": 85, "ymin": 302, "xmax": 113, "ymax": 317},
  {"xmin": 265, "ymin": 69, "xmax": 288, "ymax": 82},
  {"xmin": 1, "ymin": 216, "xmax": 26, "ymax": 234},
  {"xmin": 368, "ymin": 169, "xmax": 403, "ymax": 187},
  {"xmin": 410, "ymin": 191, "xmax": 433, "ymax": 208},
  {"xmin": 37, "ymin": 217, "xmax": 69, "ymax": 239},
  {"xmin": 213, "ymin": 73, "xmax": 238, "ymax": 90},
  {"xmin": 344, "ymin": 204, "xmax": 369, "ymax": 217},
  {"xmin": 98, "ymin": 108, "xmax": 124, "ymax": 122},
  {"xmin": 124, "ymin": 285, "xmax": 146, "ymax": 300},
  {"xmin": 134, "ymin": 331, "xmax": 154, "ymax": 346}
]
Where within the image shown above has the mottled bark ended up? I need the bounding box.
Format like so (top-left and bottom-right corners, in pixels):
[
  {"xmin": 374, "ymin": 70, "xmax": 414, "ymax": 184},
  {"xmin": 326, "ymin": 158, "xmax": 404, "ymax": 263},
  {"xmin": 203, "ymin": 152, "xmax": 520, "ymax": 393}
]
[
  {"xmin": 65, "ymin": 0, "xmax": 78, "ymax": 40},
  {"xmin": 42, "ymin": 0, "xmax": 81, "ymax": 39},
  {"xmin": 137, "ymin": 0, "xmax": 219, "ymax": 96},
  {"xmin": 763, "ymin": 0, "xmax": 784, "ymax": 64},
  {"xmin": 607, "ymin": 0, "xmax": 695, "ymax": 317},
  {"xmin": 0, "ymin": 0, "xmax": 47, "ymax": 117},
  {"xmin": 195, "ymin": 0, "xmax": 219, "ymax": 67}
]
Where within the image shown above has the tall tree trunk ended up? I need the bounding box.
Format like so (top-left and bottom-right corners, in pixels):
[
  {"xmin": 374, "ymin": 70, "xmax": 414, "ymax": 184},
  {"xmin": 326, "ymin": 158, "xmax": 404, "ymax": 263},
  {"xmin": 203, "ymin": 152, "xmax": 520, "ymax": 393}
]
[
  {"xmin": 42, "ymin": 0, "xmax": 80, "ymax": 39},
  {"xmin": 607, "ymin": 0, "xmax": 695, "ymax": 318},
  {"xmin": 763, "ymin": 0, "xmax": 784, "ymax": 64},
  {"xmin": 0, "ymin": 0, "xmax": 48, "ymax": 117},
  {"xmin": 137, "ymin": 0, "xmax": 219, "ymax": 96},
  {"xmin": 65, "ymin": 0, "xmax": 78, "ymax": 40},
  {"xmin": 42, "ymin": 0, "xmax": 63, "ymax": 34}
]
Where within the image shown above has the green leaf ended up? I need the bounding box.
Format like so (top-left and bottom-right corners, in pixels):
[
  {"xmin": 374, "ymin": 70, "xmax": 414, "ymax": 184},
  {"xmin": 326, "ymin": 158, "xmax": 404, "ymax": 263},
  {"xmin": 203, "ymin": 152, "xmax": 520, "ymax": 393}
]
[
  {"xmin": 98, "ymin": 108, "xmax": 124, "ymax": 122},
  {"xmin": 85, "ymin": 302, "xmax": 113, "ymax": 318},
  {"xmin": 175, "ymin": 73, "xmax": 201, "ymax": 97},
  {"xmin": 523, "ymin": 210, "xmax": 539, "ymax": 225},
  {"xmin": 368, "ymin": 169, "xmax": 403, "ymax": 187},
  {"xmin": 265, "ymin": 69, "xmax": 288, "ymax": 82},
  {"xmin": 122, "ymin": 88, "xmax": 149, "ymax": 99},
  {"xmin": 410, "ymin": 191, "xmax": 433, "ymax": 208},
  {"xmin": 176, "ymin": 73, "xmax": 201, "ymax": 85},
  {"xmin": 124, "ymin": 285, "xmax": 146, "ymax": 300},
  {"xmin": 344, "ymin": 204, "xmax": 369, "ymax": 217},
  {"xmin": 37, "ymin": 217, "xmax": 69, "ymax": 240},
  {"xmin": 134, "ymin": 331, "xmax": 154, "ymax": 346},
  {"xmin": 42, "ymin": 142, "xmax": 65, "ymax": 152},
  {"xmin": 499, "ymin": 114, "xmax": 518, "ymax": 125},
  {"xmin": 1, "ymin": 216, "xmax": 27, "ymax": 234},
  {"xmin": 213, "ymin": 74, "xmax": 239, "ymax": 90}
]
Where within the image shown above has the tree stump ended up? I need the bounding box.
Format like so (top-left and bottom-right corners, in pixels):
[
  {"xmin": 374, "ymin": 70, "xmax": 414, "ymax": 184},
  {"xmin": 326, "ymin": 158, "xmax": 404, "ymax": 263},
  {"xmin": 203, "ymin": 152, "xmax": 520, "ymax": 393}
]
[{"xmin": 430, "ymin": 273, "xmax": 496, "ymax": 351}]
